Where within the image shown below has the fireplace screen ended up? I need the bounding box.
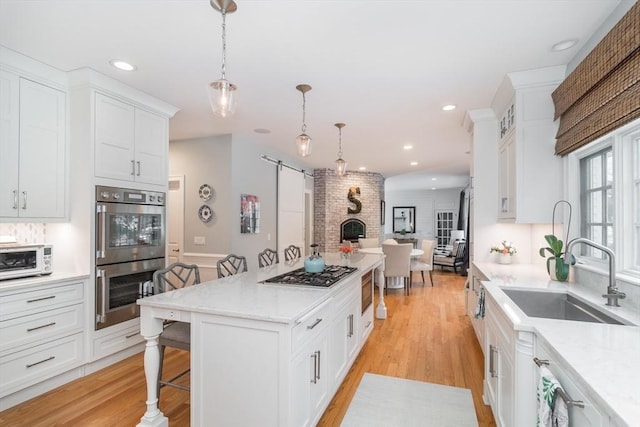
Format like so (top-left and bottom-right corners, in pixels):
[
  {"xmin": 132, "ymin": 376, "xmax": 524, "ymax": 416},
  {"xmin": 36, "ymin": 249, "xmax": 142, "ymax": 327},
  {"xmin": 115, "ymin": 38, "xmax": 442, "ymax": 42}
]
[{"xmin": 340, "ymin": 219, "xmax": 366, "ymax": 242}]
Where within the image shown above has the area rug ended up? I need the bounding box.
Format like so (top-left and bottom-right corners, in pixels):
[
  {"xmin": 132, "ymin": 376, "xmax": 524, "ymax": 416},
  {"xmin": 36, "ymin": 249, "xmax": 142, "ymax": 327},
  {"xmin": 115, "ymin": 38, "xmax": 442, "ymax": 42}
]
[{"xmin": 341, "ymin": 373, "xmax": 479, "ymax": 427}]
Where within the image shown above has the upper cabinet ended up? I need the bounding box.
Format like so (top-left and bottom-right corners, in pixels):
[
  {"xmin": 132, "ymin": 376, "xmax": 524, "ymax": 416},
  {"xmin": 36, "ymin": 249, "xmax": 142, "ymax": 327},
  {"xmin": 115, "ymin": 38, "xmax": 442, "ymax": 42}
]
[
  {"xmin": 492, "ymin": 66, "xmax": 565, "ymax": 223},
  {"xmin": 94, "ymin": 93, "xmax": 167, "ymax": 185},
  {"xmin": 0, "ymin": 50, "xmax": 68, "ymax": 221},
  {"xmin": 68, "ymin": 68, "xmax": 178, "ymax": 190}
]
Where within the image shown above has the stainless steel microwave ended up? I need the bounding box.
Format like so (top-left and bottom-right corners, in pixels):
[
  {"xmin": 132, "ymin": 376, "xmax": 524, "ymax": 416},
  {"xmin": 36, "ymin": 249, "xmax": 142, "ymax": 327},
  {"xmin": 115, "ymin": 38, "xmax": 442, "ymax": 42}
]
[{"xmin": 0, "ymin": 243, "xmax": 53, "ymax": 280}]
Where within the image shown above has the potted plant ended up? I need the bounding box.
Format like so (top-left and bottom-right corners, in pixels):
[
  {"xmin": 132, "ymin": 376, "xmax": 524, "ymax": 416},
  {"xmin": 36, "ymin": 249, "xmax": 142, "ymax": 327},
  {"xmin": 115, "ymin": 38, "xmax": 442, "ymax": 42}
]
[
  {"xmin": 490, "ymin": 240, "xmax": 517, "ymax": 264},
  {"xmin": 539, "ymin": 235, "xmax": 574, "ymax": 281},
  {"xmin": 539, "ymin": 200, "xmax": 575, "ymax": 282}
]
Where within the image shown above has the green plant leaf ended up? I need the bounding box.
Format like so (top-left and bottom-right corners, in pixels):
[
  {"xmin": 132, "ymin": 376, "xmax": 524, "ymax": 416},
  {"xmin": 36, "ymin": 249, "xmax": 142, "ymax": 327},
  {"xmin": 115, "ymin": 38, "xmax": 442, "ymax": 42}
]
[{"xmin": 555, "ymin": 258, "xmax": 570, "ymax": 281}]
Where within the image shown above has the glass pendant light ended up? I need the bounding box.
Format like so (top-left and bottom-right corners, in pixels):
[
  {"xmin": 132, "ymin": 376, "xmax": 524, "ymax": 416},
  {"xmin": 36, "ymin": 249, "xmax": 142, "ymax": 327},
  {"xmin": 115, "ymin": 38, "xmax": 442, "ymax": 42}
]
[
  {"xmin": 335, "ymin": 123, "xmax": 347, "ymax": 176},
  {"xmin": 208, "ymin": 0, "xmax": 238, "ymax": 118},
  {"xmin": 295, "ymin": 84, "xmax": 312, "ymax": 157}
]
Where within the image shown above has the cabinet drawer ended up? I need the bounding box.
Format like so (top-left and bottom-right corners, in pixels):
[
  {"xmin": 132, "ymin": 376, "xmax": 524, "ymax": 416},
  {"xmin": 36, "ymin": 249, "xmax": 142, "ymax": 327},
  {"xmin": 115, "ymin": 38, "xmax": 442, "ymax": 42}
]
[
  {"xmin": 93, "ymin": 324, "xmax": 144, "ymax": 360},
  {"xmin": 0, "ymin": 282, "xmax": 84, "ymax": 321},
  {"xmin": 0, "ymin": 332, "xmax": 84, "ymax": 397},
  {"xmin": 292, "ymin": 298, "xmax": 333, "ymax": 352},
  {"xmin": 0, "ymin": 304, "xmax": 83, "ymax": 354}
]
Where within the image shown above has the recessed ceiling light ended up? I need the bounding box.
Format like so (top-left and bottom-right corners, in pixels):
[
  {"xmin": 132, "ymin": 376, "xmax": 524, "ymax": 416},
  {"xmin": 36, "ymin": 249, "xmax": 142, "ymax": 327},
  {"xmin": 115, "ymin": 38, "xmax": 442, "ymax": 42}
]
[
  {"xmin": 442, "ymin": 104, "xmax": 456, "ymax": 111},
  {"xmin": 410, "ymin": 161, "xmax": 418, "ymax": 166},
  {"xmin": 431, "ymin": 177, "xmax": 437, "ymax": 181},
  {"xmin": 109, "ymin": 59, "xmax": 137, "ymax": 71},
  {"xmin": 254, "ymin": 128, "xmax": 271, "ymax": 134},
  {"xmin": 403, "ymin": 144, "xmax": 413, "ymax": 150},
  {"xmin": 431, "ymin": 187, "xmax": 437, "ymax": 190},
  {"xmin": 551, "ymin": 39, "xmax": 578, "ymax": 52},
  {"xmin": 359, "ymin": 166, "xmax": 367, "ymax": 171}
]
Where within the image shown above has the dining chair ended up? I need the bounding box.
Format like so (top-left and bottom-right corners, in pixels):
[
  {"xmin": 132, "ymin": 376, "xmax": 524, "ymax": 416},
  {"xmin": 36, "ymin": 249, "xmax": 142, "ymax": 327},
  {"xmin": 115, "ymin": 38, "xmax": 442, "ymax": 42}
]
[
  {"xmin": 152, "ymin": 262, "xmax": 201, "ymax": 403},
  {"xmin": 411, "ymin": 239, "xmax": 436, "ymax": 286},
  {"xmin": 258, "ymin": 248, "xmax": 279, "ymax": 268},
  {"xmin": 358, "ymin": 237, "xmax": 379, "ymax": 249},
  {"xmin": 284, "ymin": 245, "xmax": 302, "ymax": 261},
  {"xmin": 381, "ymin": 243, "xmax": 413, "ymax": 295},
  {"xmin": 217, "ymin": 254, "xmax": 248, "ymax": 278},
  {"xmin": 382, "ymin": 238, "xmax": 398, "ymax": 245}
]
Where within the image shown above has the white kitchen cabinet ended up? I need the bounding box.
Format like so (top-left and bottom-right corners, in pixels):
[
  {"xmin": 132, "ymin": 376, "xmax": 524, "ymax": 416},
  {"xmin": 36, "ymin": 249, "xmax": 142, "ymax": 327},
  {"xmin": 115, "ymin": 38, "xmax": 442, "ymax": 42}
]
[
  {"xmin": 484, "ymin": 291, "xmax": 536, "ymax": 427},
  {"xmin": 328, "ymin": 285, "xmax": 359, "ymax": 389},
  {"xmin": 0, "ymin": 69, "xmax": 67, "ymax": 219},
  {"xmin": 492, "ymin": 67, "xmax": 564, "ymax": 223},
  {"xmin": 94, "ymin": 92, "xmax": 167, "ymax": 186},
  {"xmin": 0, "ymin": 278, "xmax": 85, "ymax": 404},
  {"xmin": 535, "ymin": 339, "xmax": 609, "ymax": 427}
]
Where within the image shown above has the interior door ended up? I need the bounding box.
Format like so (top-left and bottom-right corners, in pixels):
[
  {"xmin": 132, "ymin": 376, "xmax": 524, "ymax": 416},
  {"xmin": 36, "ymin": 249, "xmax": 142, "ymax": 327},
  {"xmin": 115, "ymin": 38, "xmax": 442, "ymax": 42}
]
[
  {"xmin": 167, "ymin": 176, "xmax": 184, "ymax": 264},
  {"xmin": 277, "ymin": 167, "xmax": 305, "ymax": 260}
]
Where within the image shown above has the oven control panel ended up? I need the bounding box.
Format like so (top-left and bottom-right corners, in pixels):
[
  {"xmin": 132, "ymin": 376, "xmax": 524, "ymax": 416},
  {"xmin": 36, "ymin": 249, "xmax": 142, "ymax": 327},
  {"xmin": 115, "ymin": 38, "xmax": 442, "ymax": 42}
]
[{"xmin": 96, "ymin": 185, "xmax": 165, "ymax": 206}]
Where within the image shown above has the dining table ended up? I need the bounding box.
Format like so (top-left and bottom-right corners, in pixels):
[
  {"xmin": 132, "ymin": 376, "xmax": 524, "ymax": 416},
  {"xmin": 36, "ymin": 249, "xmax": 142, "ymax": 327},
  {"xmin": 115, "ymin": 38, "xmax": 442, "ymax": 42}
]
[{"xmin": 357, "ymin": 246, "xmax": 424, "ymax": 319}]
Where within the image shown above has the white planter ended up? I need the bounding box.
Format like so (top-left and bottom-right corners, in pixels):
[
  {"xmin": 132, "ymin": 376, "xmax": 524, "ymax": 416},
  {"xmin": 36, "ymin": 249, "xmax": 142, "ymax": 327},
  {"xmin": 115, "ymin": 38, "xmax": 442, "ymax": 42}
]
[{"xmin": 497, "ymin": 253, "xmax": 513, "ymax": 264}]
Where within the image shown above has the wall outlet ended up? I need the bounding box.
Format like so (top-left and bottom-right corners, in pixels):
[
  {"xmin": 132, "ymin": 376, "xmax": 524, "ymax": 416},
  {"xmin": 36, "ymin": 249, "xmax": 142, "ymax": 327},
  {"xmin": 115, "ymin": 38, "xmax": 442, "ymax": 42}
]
[
  {"xmin": 267, "ymin": 233, "xmax": 271, "ymax": 241},
  {"xmin": 194, "ymin": 236, "xmax": 206, "ymax": 245}
]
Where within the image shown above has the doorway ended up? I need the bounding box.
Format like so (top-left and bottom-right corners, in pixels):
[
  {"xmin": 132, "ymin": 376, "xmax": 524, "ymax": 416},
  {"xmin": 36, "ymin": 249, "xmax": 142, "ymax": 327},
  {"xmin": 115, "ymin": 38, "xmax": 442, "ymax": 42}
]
[{"xmin": 167, "ymin": 176, "xmax": 185, "ymax": 264}]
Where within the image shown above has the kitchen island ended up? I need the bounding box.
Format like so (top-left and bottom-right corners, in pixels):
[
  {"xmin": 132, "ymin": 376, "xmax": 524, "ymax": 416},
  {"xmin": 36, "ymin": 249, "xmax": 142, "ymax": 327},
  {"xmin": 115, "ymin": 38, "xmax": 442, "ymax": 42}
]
[
  {"xmin": 474, "ymin": 262, "xmax": 640, "ymax": 427},
  {"xmin": 136, "ymin": 253, "xmax": 382, "ymax": 427}
]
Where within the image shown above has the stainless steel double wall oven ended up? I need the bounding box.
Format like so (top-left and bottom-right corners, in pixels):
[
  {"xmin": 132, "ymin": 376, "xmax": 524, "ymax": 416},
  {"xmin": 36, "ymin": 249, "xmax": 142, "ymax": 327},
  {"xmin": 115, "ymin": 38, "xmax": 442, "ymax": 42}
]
[{"xmin": 95, "ymin": 185, "xmax": 165, "ymax": 330}]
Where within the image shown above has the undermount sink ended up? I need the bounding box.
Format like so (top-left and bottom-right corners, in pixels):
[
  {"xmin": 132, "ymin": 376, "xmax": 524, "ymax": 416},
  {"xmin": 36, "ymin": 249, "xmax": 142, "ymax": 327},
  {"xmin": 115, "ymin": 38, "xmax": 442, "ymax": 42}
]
[{"xmin": 501, "ymin": 288, "xmax": 627, "ymax": 325}]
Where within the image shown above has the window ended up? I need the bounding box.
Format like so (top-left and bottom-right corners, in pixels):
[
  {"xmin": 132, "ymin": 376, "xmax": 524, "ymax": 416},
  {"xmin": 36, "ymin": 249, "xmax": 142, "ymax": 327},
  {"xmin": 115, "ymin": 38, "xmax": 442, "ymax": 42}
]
[
  {"xmin": 571, "ymin": 117, "xmax": 640, "ymax": 275},
  {"xmin": 435, "ymin": 210, "xmax": 454, "ymax": 247},
  {"xmin": 579, "ymin": 147, "xmax": 613, "ymax": 259}
]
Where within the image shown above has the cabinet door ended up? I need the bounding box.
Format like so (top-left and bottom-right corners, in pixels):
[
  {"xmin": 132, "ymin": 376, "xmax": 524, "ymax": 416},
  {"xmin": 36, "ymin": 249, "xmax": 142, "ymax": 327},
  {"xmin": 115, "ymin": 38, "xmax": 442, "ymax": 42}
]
[
  {"xmin": 18, "ymin": 78, "xmax": 66, "ymax": 218},
  {"xmin": 328, "ymin": 296, "xmax": 358, "ymax": 387},
  {"xmin": 94, "ymin": 93, "xmax": 135, "ymax": 181},
  {"xmin": 0, "ymin": 70, "xmax": 20, "ymax": 217},
  {"xmin": 485, "ymin": 325, "xmax": 499, "ymax": 412},
  {"xmin": 309, "ymin": 333, "xmax": 329, "ymax": 424},
  {"xmin": 498, "ymin": 134, "xmax": 515, "ymax": 219},
  {"xmin": 134, "ymin": 108, "xmax": 167, "ymax": 185}
]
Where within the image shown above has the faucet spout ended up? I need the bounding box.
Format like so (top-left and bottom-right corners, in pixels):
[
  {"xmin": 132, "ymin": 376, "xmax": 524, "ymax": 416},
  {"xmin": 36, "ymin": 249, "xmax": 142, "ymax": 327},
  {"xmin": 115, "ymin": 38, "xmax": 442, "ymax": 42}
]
[{"xmin": 566, "ymin": 238, "xmax": 625, "ymax": 307}]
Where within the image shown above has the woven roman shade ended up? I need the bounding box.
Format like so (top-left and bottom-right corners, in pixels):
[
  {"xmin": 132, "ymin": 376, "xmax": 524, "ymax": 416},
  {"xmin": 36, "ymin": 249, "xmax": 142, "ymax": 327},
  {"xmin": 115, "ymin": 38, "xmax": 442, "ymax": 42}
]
[{"xmin": 552, "ymin": 2, "xmax": 640, "ymax": 156}]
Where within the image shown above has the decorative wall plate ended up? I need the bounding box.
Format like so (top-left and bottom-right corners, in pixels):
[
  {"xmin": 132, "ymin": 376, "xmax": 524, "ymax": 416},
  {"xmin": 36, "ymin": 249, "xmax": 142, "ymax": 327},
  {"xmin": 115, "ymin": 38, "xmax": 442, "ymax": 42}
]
[
  {"xmin": 198, "ymin": 204, "xmax": 213, "ymax": 223},
  {"xmin": 199, "ymin": 184, "xmax": 213, "ymax": 201}
]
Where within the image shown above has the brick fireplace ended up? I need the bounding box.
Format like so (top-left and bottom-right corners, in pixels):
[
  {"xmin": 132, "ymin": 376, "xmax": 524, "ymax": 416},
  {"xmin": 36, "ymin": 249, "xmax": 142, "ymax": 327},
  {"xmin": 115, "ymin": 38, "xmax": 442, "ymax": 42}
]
[{"xmin": 313, "ymin": 169, "xmax": 384, "ymax": 253}]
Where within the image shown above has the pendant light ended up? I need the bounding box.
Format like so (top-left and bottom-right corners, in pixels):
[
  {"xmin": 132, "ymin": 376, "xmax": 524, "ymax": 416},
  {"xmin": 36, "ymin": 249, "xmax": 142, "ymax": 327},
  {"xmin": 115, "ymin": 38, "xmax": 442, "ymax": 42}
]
[
  {"xmin": 295, "ymin": 84, "xmax": 312, "ymax": 157},
  {"xmin": 334, "ymin": 123, "xmax": 347, "ymax": 176},
  {"xmin": 208, "ymin": 0, "xmax": 238, "ymax": 118}
]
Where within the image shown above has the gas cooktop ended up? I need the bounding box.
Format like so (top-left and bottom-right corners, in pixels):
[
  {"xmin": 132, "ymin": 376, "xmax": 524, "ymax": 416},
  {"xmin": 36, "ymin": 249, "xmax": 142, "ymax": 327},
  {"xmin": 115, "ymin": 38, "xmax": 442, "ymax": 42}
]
[{"xmin": 263, "ymin": 265, "xmax": 358, "ymax": 288}]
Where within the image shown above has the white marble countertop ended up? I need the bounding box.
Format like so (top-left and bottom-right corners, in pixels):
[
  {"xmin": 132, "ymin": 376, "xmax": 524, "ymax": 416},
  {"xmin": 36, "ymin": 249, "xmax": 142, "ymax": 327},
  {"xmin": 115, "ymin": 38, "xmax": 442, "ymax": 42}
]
[
  {"xmin": 474, "ymin": 262, "xmax": 640, "ymax": 427},
  {"xmin": 138, "ymin": 253, "xmax": 382, "ymax": 324},
  {"xmin": 0, "ymin": 272, "xmax": 90, "ymax": 292}
]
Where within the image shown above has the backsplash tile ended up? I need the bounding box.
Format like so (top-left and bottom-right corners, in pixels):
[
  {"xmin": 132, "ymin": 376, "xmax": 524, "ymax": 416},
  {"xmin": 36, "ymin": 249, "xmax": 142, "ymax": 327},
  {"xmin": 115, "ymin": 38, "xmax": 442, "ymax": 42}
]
[{"xmin": 0, "ymin": 223, "xmax": 47, "ymax": 243}]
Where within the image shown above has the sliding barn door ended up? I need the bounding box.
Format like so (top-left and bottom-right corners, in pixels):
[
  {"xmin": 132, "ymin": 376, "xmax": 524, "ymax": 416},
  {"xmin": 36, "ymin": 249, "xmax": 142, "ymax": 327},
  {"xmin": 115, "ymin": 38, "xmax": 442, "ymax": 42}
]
[{"xmin": 277, "ymin": 166, "xmax": 305, "ymax": 261}]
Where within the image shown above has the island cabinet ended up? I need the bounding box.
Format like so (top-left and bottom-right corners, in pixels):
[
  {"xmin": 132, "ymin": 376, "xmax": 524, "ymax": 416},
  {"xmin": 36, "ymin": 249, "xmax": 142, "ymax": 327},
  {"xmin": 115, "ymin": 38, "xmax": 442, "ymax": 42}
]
[
  {"xmin": 492, "ymin": 66, "xmax": 565, "ymax": 223},
  {"xmin": 0, "ymin": 277, "xmax": 87, "ymax": 411},
  {"xmin": 484, "ymin": 292, "xmax": 536, "ymax": 427},
  {"xmin": 0, "ymin": 54, "xmax": 68, "ymax": 220},
  {"xmin": 466, "ymin": 264, "xmax": 487, "ymax": 354}
]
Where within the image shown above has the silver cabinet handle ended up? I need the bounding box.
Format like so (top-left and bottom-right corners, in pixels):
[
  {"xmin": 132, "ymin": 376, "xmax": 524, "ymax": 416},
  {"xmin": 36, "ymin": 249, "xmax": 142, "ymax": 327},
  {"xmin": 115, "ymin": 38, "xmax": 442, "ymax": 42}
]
[
  {"xmin": 131, "ymin": 160, "xmax": 135, "ymax": 176},
  {"xmin": 315, "ymin": 350, "xmax": 321, "ymax": 381},
  {"xmin": 125, "ymin": 332, "xmax": 139, "ymax": 339},
  {"xmin": 489, "ymin": 344, "xmax": 498, "ymax": 378},
  {"xmin": 12, "ymin": 190, "xmax": 18, "ymax": 209},
  {"xmin": 27, "ymin": 295, "xmax": 55, "ymax": 303},
  {"xmin": 347, "ymin": 314, "xmax": 354, "ymax": 337},
  {"xmin": 21, "ymin": 191, "xmax": 27, "ymax": 209},
  {"xmin": 26, "ymin": 356, "xmax": 55, "ymax": 368},
  {"xmin": 310, "ymin": 352, "xmax": 318, "ymax": 384},
  {"xmin": 307, "ymin": 318, "xmax": 322, "ymax": 330},
  {"xmin": 96, "ymin": 204, "xmax": 106, "ymax": 259},
  {"xmin": 97, "ymin": 268, "xmax": 107, "ymax": 324},
  {"xmin": 136, "ymin": 160, "xmax": 141, "ymax": 176},
  {"xmin": 26, "ymin": 322, "xmax": 56, "ymax": 332}
]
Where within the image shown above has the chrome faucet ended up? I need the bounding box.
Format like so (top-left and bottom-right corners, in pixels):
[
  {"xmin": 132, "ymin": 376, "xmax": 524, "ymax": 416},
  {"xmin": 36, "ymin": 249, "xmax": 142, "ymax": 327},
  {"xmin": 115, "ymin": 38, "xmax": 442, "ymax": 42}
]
[{"xmin": 566, "ymin": 238, "xmax": 625, "ymax": 307}]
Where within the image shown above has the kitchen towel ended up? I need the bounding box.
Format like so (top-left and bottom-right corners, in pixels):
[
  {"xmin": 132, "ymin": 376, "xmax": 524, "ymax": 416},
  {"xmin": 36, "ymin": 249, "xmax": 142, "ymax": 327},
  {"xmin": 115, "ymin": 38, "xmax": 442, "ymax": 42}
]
[
  {"xmin": 474, "ymin": 287, "xmax": 485, "ymax": 319},
  {"xmin": 537, "ymin": 366, "xmax": 569, "ymax": 427}
]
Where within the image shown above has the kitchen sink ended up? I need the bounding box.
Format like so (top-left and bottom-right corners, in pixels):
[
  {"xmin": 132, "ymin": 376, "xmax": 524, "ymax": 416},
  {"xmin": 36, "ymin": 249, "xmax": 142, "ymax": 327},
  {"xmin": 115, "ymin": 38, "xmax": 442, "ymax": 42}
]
[{"xmin": 501, "ymin": 288, "xmax": 626, "ymax": 325}]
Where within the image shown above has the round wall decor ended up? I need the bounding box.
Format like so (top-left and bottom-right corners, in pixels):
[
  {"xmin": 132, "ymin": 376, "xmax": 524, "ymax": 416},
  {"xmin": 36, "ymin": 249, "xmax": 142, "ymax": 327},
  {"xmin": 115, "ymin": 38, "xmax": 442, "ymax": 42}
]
[
  {"xmin": 199, "ymin": 184, "xmax": 213, "ymax": 201},
  {"xmin": 198, "ymin": 204, "xmax": 213, "ymax": 222}
]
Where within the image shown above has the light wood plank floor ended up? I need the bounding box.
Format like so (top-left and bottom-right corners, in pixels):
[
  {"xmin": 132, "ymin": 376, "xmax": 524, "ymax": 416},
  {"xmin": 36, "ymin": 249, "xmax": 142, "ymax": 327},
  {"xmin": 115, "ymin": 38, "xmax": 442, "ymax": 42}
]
[{"xmin": 0, "ymin": 270, "xmax": 495, "ymax": 427}]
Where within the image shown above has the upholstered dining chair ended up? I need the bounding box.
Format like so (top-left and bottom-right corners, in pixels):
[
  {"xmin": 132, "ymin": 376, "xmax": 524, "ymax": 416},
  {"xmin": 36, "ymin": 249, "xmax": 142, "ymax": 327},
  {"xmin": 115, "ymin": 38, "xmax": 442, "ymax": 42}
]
[
  {"xmin": 382, "ymin": 243, "xmax": 413, "ymax": 295},
  {"xmin": 382, "ymin": 238, "xmax": 398, "ymax": 245},
  {"xmin": 284, "ymin": 245, "xmax": 302, "ymax": 261},
  {"xmin": 258, "ymin": 248, "xmax": 279, "ymax": 268},
  {"xmin": 217, "ymin": 254, "xmax": 248, "ymax": 278},
  {"xmin": 411, "ymin": 239, "xmax": 436, "ymax": 286},
  {"xmin": 358, "ymin": 237, "xmax": 379, "ymax": 249},
  {"xmin": 152, "ymin": 262, "xmax": 201, "ymax": 403}
]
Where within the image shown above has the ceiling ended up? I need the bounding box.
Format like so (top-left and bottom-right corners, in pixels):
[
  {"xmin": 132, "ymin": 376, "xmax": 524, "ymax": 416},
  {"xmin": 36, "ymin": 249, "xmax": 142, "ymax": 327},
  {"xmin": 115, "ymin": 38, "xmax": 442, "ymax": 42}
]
[{"xmin": 0, "ymin": 0, "xmax": 629, "ymax": 189}]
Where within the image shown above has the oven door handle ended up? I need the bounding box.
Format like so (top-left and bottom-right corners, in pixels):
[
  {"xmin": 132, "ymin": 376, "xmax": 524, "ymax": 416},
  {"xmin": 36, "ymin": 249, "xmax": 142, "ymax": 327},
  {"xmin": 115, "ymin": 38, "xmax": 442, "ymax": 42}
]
[
  {"xmin": 96, "ymin": 268, "xmax": 107, "ymax": 324},
  {"xmin": 96, "ymin": 204, "xmax": 106, "ymax": 259}
]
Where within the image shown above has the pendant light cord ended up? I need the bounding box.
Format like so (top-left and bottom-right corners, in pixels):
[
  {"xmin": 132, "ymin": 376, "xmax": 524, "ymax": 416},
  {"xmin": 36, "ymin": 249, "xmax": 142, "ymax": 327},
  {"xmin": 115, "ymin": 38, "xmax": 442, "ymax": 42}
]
[
  {"xmin": 338, "ymin": 127, "xmax": 343, "ymax": 157},
  {"xmin": 221, "ymin": 8, "xmax": 227, "ymax": 80},
  {"xmin": 301, "ymin": 92, "xmax": 307, "ymax": 133}
]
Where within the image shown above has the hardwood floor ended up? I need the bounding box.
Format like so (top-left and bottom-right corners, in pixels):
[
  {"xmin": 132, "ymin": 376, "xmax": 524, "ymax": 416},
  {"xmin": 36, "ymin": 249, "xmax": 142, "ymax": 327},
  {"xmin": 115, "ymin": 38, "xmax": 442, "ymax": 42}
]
[{"xmin": 0, "ymin": 270, "xmax": 495, "ymax": 427}]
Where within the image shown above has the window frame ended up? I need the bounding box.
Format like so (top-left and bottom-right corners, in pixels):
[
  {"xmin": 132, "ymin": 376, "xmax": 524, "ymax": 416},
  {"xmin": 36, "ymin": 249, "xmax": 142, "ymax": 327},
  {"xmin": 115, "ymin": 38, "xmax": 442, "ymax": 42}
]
[{"xmin": 566, "ymin": 117, "xmax": 640, "ymax": 278}]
